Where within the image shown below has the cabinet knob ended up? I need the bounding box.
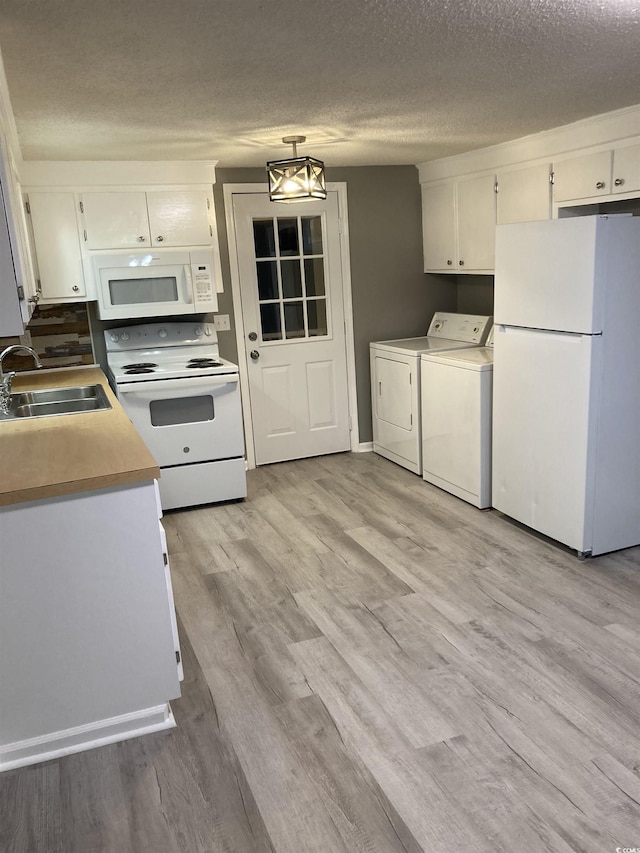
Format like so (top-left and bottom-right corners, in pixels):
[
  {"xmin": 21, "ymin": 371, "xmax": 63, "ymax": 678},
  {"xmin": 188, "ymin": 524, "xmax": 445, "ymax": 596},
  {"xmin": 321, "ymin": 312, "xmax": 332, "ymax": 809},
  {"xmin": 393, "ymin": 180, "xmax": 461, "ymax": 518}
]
[
  {"xmin": 447, "ymin": 259, "xmax": 453, "ymax": 266},
  {"xmin": 137, "ymin": 235, "xmax": 146, "ymax": 242},
  {"xmin": 595, "ymin": 181, "xmax": 605, "ymax": 190},
  {"xmin": 156, "ymin": 235, "xmax": 164, "ymax": 242},
  {"xmin": 248, "ymin": 331, "xmax": 258, "ymax": 341},
  {"xmin": 614, "ymin": 177, "xmax": 624, "ymax": 187},
  {"xmin": 459, "ymin": 260, "xmax": 464, "ymax": 266},
  {"xmin": 250, "ymin": 350, "xmax": 260, "ymax": 361},
  {"xmin": 72, "ymin": 285, "xmax": 79, "ymax": 292}
]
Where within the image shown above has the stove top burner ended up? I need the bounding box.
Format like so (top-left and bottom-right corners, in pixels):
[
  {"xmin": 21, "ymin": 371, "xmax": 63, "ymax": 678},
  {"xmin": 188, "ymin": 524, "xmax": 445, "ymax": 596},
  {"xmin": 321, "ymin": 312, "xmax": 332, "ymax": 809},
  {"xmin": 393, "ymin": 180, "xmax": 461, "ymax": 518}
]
[
  {"xmin": 186, "ymin": 358, "xmax": 223, "ymax": 368},
  {"xmin": 122, "ymin": 362, "xmax": 158, "ymax": 369},
  {"xmin": 124, "ymin": 367, "xmax": 156, "ymax": 374}
]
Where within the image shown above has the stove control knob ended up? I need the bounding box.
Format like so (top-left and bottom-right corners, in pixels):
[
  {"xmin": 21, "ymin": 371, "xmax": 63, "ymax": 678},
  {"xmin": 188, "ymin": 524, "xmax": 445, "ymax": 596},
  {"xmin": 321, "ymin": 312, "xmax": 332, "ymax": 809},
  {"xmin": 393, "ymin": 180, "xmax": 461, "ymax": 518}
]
[
  {"xmin": 109, "ymin": 333, "xmax": 119, "ymax": 343},
  {"xmin": 120, "ymin": 331, "xmax": 130, "ymax": 342},
  {"xmin": 194, "ymin": 326, "xmax": 203, "ymax": 337},
  {"xmin": 158, "ymin": 328, "xmax": 168, "ymax": 338}
]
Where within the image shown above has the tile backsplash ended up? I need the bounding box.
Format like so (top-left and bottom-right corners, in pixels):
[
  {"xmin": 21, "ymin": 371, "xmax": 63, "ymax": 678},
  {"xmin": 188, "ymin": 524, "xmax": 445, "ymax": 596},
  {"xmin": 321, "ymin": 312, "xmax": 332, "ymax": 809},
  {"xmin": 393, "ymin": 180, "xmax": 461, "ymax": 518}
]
[{"xmin": 0, "ymin": 303, "xmax": 94, "ymax": 371}]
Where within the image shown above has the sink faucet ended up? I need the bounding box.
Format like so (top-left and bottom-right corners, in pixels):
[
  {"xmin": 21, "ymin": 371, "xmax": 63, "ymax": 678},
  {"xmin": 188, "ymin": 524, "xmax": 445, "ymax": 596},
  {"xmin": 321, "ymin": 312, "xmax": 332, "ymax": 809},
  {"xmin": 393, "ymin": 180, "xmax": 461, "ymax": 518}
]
[{"xmin": 0, "ymin": 345, "xmax": 43, "ymax": 415}]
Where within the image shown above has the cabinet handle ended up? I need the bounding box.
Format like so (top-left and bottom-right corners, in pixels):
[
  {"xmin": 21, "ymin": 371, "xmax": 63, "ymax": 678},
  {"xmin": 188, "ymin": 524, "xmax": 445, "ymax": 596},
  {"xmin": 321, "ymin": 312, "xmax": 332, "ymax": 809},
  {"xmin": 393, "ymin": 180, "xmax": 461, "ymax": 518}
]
[
  {"xmin": 459, "ymin": 260, "xmax": 464, "ymax": 266},
  {"xmin": 595, "ymin": 181, "xmax": 605, "ymax": 189},
  {"xmin": 447, "ymin": 259, "xmax": 453, "ymax": 266},
  {"xmin": 614, "ymin": 177, "xmax": 624, "ymax": 187},
  {"xmin": 156, "ymin": 235, "xmax": 164, "ymax": 242},
  {"xmin": 72, "ymin": 285, "xmax": 80, "ymax": 292},
  {"xmin": 137, "ymin": 235, "xmax": 146, "ymax": 242}
]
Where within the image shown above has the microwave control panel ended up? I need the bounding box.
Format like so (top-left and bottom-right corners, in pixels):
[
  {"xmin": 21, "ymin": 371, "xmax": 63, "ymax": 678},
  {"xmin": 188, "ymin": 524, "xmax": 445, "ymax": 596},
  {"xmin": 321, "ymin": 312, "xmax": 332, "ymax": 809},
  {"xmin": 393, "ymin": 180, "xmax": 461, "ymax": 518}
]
[{"xmin": 191, "ymin": 261, "xmax": 214, "ymax": 304}]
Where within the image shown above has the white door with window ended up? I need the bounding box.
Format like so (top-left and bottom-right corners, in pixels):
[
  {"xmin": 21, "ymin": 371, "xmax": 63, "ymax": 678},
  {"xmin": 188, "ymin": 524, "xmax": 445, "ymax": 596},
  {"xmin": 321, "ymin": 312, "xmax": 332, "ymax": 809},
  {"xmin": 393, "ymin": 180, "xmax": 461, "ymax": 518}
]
[{"xmin": 232, "ymin": 191, "xmax": 351, "ymax": 465}]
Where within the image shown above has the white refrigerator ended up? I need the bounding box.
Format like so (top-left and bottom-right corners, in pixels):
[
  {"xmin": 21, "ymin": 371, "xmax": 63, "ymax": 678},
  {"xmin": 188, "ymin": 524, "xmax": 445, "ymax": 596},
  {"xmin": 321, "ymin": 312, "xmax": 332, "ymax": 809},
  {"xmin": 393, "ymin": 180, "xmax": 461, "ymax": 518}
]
[{"xmin": 492, "ymin": 215, "xmax": 640, "ymax": 557}]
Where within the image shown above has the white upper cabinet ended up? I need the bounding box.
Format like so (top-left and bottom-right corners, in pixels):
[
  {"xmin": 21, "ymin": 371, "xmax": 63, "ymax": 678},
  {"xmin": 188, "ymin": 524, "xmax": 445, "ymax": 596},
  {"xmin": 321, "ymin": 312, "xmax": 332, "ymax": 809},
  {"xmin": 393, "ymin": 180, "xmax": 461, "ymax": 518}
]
[
  {"xmin": 612, "ymin": 144, "xmax": 640, "ymax": 194},
  {"xmin": 26, "ymin": 192, "xmax": 85, "ymax": 301},
  {"xmin": 422, "ymin": 174, "xmax": 496, "ymax": 273},
  {"xmin": 496, "ymin": 163, "xmax": 552, "ymax": 225},
  {"xmin": 81, "ymin": 192, "xmax": 149, "ymax": 250},
  {"xmin": 146, "ymin": 190, "xmax": 213, "ymax": 247},
  {"xmin": 80, "ymin": 189, "xmax": 213, "ymax": 250},
  {"xmin": 552, "ymin": 151, "xmax": 613, "ymax": 202},
  {"xmin": 421, "ymin": 182, "xmax": 456, "ymax": 271},
  {"xmin": 456, "ymin": 173, "xmax": 496, "ymax": 271}
]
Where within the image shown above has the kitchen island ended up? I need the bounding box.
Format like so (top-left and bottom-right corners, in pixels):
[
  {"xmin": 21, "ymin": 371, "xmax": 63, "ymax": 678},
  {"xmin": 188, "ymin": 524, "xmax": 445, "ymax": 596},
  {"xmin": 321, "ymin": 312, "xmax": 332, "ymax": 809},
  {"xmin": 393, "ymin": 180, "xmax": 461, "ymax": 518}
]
[{"xmin": 0, "ymin": 366, "xmax": 182, "ymax": 772}]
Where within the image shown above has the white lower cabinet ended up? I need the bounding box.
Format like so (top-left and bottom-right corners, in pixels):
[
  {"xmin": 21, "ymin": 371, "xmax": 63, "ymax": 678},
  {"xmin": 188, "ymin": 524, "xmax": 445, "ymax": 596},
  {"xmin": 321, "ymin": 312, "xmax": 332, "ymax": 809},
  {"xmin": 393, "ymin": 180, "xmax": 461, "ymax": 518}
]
[{"xmin": 0, "ymin": 480, "xmax": 182, "ymax": 772}]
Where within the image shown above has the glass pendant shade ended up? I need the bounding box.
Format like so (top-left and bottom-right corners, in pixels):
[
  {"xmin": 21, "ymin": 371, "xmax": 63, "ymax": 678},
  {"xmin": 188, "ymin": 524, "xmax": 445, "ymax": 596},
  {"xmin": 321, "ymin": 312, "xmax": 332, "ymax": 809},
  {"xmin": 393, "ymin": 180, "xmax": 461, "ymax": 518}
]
[{"xmin": 267, "ymin": 137, "xmax": 327, "ymax": 203}]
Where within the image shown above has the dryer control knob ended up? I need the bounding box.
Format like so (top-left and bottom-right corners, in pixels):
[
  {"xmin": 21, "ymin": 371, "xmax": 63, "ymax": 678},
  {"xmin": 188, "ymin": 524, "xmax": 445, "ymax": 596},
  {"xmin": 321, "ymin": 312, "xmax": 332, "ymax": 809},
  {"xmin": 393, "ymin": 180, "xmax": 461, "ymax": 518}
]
[
  {"xmin": 120, "ymin": 331, "xmax": 130, "ymax": 342},
  {"xmin": 158, "ymin": 328, "xmax": 168, "ymax": 338},
  {"xmin": 194, "ymin": 326, "xmax": 203, "ymax": 337},
  {"xmin": 203, "ymin": 325, "xmax": 212, "ymax": 336},
  {"xmin": 109, "ymin": 333, "xmax": 119, "ymax": 342}
]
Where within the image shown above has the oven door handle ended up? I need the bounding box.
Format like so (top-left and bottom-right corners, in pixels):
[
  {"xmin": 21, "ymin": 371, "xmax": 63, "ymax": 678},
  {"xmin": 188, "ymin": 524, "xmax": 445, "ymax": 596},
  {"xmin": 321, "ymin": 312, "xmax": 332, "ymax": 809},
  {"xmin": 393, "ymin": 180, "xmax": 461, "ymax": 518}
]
[{"xmin": 118, "ymin": 375, "xmax": 239, "ymax": 394}]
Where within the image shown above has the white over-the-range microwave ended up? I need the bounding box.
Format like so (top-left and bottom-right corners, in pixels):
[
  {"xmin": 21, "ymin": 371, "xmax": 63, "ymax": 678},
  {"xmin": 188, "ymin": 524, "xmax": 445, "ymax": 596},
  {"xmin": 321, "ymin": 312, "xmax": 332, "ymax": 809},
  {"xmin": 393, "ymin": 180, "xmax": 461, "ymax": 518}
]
[{"xmin": 93, "ymin": 249, "xmax": 218, "ymax": 320}]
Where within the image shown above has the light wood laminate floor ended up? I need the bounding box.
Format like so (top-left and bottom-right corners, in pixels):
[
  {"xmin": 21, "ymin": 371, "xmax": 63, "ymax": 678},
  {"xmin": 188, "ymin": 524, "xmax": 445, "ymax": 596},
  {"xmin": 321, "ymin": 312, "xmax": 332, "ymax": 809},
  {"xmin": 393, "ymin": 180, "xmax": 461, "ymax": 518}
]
[{"xmin": 3, "ymin": 451, "xmax": 640, "ymax": 852}]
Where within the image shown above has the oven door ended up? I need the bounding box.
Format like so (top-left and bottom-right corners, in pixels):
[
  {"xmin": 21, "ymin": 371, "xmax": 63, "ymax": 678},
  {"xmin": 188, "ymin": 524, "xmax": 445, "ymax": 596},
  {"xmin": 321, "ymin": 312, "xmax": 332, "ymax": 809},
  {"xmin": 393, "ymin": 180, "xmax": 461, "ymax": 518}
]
[{"xmin": 117, "ymin": 375, "xmax": 244, "ymax": 466}]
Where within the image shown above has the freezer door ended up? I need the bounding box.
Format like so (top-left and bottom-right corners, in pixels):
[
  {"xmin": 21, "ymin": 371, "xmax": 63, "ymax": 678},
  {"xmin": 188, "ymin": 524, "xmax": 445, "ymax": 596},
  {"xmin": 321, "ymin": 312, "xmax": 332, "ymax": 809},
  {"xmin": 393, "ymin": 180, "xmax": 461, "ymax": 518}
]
[
  {"xmin": 492, "ymin": 325, "xmax": 600, "ymax": 552},
  {"xmin": 494, "ymin": 217, "xmax": 604, "ymax": 333}
]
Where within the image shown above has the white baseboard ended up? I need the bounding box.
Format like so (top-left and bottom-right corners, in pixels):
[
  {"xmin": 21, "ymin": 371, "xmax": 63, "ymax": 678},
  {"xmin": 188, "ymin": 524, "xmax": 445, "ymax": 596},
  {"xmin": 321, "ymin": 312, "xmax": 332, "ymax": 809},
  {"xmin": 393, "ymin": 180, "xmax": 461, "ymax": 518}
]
[
  {"xmin": 0, "ymin": 703, "xmax": 175, "ymax": 773},
  {"xmin": 356, "ymin": 441, "xmax": 373, "ymax": 453}
]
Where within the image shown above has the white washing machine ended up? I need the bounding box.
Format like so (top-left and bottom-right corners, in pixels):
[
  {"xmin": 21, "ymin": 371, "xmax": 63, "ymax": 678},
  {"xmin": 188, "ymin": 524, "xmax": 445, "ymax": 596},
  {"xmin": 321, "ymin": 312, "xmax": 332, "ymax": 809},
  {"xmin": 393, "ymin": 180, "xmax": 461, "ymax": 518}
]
[
  {"xmin": 420, "ymin": 328, "xmax": 494, "ymax": 508},
  {"xmin": 370, "ymin": 313, "xmax": 492, "ymax": 474}
]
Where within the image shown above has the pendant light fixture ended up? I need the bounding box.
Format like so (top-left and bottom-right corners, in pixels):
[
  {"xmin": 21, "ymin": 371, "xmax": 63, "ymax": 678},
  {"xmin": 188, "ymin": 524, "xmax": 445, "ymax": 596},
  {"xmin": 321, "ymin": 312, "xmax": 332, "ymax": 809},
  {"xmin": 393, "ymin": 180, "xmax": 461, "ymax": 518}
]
[{"xmin": 266, "ymin": 135, "xmax": 327, "ymax": 203}]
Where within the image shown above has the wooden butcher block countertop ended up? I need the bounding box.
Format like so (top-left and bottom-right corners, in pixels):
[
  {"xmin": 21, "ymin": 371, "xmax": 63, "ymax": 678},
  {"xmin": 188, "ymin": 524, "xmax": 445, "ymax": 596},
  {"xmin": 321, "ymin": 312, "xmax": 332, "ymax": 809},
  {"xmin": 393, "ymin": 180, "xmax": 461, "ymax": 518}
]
[{"xmin": 0, "ymin": 365, "xmax": 159, "ymax": 507}]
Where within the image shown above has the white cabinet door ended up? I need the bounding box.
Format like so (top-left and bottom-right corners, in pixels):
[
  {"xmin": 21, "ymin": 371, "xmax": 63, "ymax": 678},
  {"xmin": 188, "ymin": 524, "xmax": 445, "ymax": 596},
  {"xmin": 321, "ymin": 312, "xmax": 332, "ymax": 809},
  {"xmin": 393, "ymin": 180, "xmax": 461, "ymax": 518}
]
[
  {"xmin": 552, "ymin": 151, "xmax": 612, "ymax": 201},
  {"xmin": 612, "ymin": 144, "xmax": 640, "ymax": 194},
  {"xmin": 421, "ymin": 181, "xmax": 456, "ymax": 271},
  {"xmin": 82, "ymin": 192, "xmax": 150, "ymax": 249},
  {"xmin": 147, "ymin": 190, "xmax": 212, "ymax": 247},
  {"xmin": 456, "ymin": 173, "xmax": 496, "ymax": 271},
  {"xmin": 496, "ymin": 164, "xmax": 551, "ymax": 225},
  {"xmin": 27, "ymin": 192, "xmax": 86, "ymax": 300}
]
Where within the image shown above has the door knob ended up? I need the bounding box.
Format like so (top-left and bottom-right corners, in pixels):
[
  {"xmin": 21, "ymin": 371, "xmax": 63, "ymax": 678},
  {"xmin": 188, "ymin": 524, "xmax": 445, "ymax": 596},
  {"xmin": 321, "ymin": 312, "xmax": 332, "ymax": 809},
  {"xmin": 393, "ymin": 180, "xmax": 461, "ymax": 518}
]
[
  {"xmin": 248, "ymin": 331, "xmax": 258, "ymax": 341},
  {"xmin": 250, "ymin": 350, "xmax": 260, "ymax": 361}
]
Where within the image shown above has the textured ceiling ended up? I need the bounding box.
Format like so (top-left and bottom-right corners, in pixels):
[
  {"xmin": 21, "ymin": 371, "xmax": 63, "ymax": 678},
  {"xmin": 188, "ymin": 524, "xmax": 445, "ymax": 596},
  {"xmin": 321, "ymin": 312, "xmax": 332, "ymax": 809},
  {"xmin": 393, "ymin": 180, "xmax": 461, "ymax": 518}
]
[{"xmin": 0, "ymin": 0, "xmax": 639, "ymax": 167}]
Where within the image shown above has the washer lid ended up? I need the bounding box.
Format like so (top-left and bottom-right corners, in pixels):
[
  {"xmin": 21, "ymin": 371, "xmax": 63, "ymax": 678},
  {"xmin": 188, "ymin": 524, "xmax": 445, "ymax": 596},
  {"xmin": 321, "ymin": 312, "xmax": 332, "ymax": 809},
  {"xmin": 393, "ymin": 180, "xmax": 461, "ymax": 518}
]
[
  {"xmin": 371, "ymin": 337, "xmax": 482, "ymax": 356},
  {"xmin": 421, "ymin": 346, "xmax": 494, "ymax": 370}
]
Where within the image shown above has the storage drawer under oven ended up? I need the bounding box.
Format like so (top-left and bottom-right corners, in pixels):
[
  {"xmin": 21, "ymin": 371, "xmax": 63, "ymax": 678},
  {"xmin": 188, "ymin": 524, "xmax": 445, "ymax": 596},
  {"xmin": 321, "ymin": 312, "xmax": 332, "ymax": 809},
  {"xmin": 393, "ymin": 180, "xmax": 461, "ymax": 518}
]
[{"xmin": 116, "ymin": 375, "xmax": 244, "ymax": 466}]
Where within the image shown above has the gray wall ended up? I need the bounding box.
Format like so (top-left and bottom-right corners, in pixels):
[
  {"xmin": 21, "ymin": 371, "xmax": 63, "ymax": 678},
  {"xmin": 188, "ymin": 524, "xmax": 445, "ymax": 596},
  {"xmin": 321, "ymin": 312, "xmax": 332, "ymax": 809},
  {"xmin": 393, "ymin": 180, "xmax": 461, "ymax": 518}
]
[
  {"xmin": 214, "ymin": 165, "xmax": 455, "ymax": 443},
  {"xmin": 456, "ymin": 274, "xmax": 495, "ymax": 316}
]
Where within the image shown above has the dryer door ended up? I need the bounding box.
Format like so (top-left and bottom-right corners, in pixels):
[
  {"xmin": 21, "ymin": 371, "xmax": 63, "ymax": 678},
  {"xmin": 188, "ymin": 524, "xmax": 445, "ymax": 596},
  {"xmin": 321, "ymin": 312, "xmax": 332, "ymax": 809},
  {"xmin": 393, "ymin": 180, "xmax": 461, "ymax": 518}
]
[{"xmin": 370, "ymin": 350, "xmax": 421, "ymax": 474}]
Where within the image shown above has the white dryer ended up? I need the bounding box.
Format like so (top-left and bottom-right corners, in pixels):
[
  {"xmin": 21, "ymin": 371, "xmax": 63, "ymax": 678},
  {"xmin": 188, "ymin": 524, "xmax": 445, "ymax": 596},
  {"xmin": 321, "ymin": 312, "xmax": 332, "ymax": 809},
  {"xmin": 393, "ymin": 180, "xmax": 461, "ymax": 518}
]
[
  {"xmin": 370, "ymin": 313, "xmax": 492, "ymax": 474},
  {"xmin": 420, "ymin": 328, "xmax": 494, "ymax": 508}
]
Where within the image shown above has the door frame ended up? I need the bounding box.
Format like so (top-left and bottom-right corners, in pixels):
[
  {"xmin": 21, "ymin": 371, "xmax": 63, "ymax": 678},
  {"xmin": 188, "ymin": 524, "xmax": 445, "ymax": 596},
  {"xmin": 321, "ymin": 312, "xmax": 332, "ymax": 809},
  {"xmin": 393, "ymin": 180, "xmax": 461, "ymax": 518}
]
[{"xmin": 223, "ymin": 182, "xmax": 359, "ymax": 469}]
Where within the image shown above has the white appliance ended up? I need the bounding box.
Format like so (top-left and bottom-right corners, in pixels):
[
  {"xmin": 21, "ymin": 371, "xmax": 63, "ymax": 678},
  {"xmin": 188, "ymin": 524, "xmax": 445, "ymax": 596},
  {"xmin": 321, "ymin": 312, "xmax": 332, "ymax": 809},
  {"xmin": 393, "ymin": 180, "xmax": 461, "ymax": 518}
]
[
  {"xmin": 421, "ymin": 328, "xmax": 494, "ymax": 508},
  {"xmin": 493, "ymin": 214, "xmax": 640, "ymax": 557},
  {"xmin": 370, "ymin": 312, "xmax": 493, "ymax": 474},
  {"xmin": 105, "ymin": 321, "xmax": 246, "ymax": 510},
  {"xmin": 94, "ymin": 249, "xmax": 217, "ymax": 320}
]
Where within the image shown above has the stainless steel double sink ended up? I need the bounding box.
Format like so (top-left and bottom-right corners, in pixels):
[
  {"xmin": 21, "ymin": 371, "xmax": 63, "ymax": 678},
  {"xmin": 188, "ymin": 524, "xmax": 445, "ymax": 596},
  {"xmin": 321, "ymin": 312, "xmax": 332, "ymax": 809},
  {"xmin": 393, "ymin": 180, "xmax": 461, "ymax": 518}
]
[{"xmin": 4, "ymin": 384, "xmax": 112, "ymax": 419}]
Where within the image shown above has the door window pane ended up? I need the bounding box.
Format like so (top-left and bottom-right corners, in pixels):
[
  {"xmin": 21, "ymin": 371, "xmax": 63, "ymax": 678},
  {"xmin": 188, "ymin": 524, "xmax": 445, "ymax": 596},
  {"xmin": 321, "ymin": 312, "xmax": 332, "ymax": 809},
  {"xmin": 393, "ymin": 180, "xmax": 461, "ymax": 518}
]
[
  {"xmin": 281, "ymin": 259, "xmax": 302, "ymax": 298},
  {"xmin": 260, "ymin": 303, "xmax": 282, "ymax": 341},
  {"xmin": 307, "ymin": 299, "xmax": 328, "ymax": 337},
  {"xmin": 304, "ymin": 258, "xmax": 325, "ymax": 296},
  {"xmin": 302, "ymin": 216, "xmax": 323, "ymax": 255},
  {"xmin": 253, "ymin": 219, "xmax": 275, "ymax": 258},
  {"xmin": 278, "ymin": 218, "xmax": 299, "ymax": 255},
  {"xmin": 257, "ymin": 261, "xmax": 279, "ymax": 300},
  {"xmin": 284, "ymin": 301, "xmax": 305, "ymax": 339}
]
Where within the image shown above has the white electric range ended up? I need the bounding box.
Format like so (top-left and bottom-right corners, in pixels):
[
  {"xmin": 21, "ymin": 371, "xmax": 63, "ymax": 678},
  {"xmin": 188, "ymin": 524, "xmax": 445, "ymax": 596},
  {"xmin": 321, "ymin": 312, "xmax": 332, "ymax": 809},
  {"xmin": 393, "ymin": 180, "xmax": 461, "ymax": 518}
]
[{"xmin": 105, "ymin": 321, "xmax": 247, "ymax": 510}]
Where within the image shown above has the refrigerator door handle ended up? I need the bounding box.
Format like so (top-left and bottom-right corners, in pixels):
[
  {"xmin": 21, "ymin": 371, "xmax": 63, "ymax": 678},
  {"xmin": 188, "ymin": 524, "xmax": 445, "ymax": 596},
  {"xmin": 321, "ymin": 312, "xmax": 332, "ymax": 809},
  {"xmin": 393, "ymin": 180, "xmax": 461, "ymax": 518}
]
[{"xmin": 497, "ymin": 325, "xmax": 601, "ymax": 340}]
